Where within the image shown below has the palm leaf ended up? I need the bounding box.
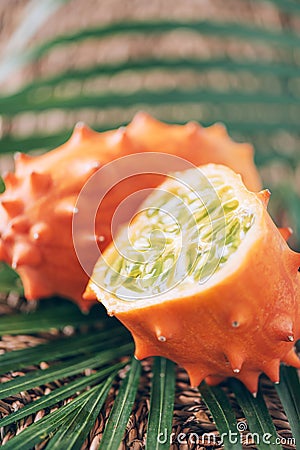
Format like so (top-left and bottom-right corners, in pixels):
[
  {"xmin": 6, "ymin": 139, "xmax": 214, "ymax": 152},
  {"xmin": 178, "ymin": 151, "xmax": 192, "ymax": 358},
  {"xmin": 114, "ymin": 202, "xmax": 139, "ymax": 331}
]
[
  {"xmin": 199, "ymin": 382, "xmax": 242, "ymax": 450},
  {"xmin": 99, "ymin": 357, "xmax": 142, "ymax": 450},
  {"xmin": 13, "ymin": 20, "xmax": 300, "ymax": 64},
  {"xmin": 253, "ymin": 0, "xmax": 300, "ymax": 14},
  {"xmin": 0, "ymin": 327, "xmax": 128, "ymax": 374},
  {"xmin": 0, "ymin": 263, "xmax": 23, "ymax": 295},
  {"xmin": 145, "ymin": 357, "xmax": 175, "ymax": 450},
  {"xmin": 0, "ymin": 342, "xmax": 132, "ymax": 400},
  {"xmin": 0, "ymin": 301, "xmax": 103, "ymax": 335},
  {"xmin": 1, "ymin": 86, "xmax": 300, "ymax": 117},
  {"xmin": 0, "ymin": 361, "xmax": 125, "ymax": 428},
  {"xmin": 0, "ymin": 57, "xmax": 299, "ymax": 102},
  {"xmin": 275, "ymin": 366, "xmax": 300, "ymax": 445},
  {"xmin": 44, "ymin": 374, "xmax": 113, "ymax": 450},
  {"xmin": 229, "ymin": 379, "xmax": 283, "ymax": 450},
  {"xmin": 1, "ymin": 375, "xmax": 116, "ymax": 450}
]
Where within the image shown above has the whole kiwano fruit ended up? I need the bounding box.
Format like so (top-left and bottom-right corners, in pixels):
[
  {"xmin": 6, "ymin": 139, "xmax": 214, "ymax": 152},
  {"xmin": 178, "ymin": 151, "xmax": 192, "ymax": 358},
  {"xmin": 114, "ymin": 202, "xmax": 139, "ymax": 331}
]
[
  {"xmin": 0, "ymin": 113, "xmax": 261, "ymax": 310},
  {"xmin": 87, "ymin": 164, "xmax": 300, "ymax": 393}
]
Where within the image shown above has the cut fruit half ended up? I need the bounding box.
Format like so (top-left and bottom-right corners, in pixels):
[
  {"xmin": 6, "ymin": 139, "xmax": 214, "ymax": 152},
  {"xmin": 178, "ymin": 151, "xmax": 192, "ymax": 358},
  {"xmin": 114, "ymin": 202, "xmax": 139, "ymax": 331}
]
[
  {"xmin": 86, "ymin": 164, "xmax": 300, "ymax": 393},
  {"xmin": 0, "ymin": 112, "xmax": 261, "ymax": 310}
]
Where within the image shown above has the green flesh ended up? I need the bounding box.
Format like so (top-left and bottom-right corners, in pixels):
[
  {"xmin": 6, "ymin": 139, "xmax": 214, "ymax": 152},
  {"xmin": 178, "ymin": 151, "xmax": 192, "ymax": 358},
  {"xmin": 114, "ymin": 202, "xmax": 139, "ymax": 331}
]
[{"xmin": 100, "ymin": 169, "xmax": 255, "ymax": 300}]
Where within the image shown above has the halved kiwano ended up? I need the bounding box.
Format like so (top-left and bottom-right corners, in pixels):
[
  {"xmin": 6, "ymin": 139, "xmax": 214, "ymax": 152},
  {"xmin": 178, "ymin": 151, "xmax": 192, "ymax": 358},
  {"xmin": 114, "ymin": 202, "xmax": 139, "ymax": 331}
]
[
  {"xmin": 87, "ymin": 164, "xmax": 300, "ymax": 393},
  {"xmin": 0, "ymin": 112, "xmax": 261, "ymax": 310}
]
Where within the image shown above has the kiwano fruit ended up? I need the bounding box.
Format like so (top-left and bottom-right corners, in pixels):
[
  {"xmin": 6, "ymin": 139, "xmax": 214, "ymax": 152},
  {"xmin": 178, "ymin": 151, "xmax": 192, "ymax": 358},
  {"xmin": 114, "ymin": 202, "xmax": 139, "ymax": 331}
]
[
  {"xmin": 0, "ymin": 113, "xmax": 261, "ymax": 310},
  {"xmin": 87, "ymin": 164, "xmax": 300, "ymax": 393}
]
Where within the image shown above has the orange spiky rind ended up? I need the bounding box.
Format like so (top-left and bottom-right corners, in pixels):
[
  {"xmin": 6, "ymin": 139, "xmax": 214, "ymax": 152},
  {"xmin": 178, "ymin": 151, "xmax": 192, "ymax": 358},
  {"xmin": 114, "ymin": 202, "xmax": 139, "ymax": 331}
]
[
  {"xmin": 55, "ymin": 197, "xmax": 79, "ymax": 219},
  {"xmin": 282, "ymin": 349, "xmax": 300, "ymax": 369},
  {"xmin": 12, "ymin": 242, "xmax": 42, "ymax": 269},
  {"xmin": 270, "ymin": 314, "xmax": 295, "ymax": 342},
  {"xmin": 205, "ymin": 375, "xmax": 226, "ymax": 386},
  {"xmin": 237, "ymin": 371, "xmax": 260, "ymax": 396},
  {"xmin": 14, "ymin": 152, "xmax": 33, "ymax": 165},
  {"xmin": 87, "ymin": 164, "xmax": 300, "ymax": 392},
  {"xmin": 3, "ymin": 172, "xmax": 18, "ymax": 188},
  {"xmin": 263, "ymin": 359, "xmax": 280, "ymax": 384},
  {"xmin": 278, "ymin": 227, "xmax": 293, "ymax": 241},
  {"xmin": 226, "ymin": 351, "xmax": 245, "ymax": 374},
  {"xmin": 257, "ymin": 188, "xmax": 271, "ymax": 207},
  {"xmin": 10, "ymin": 216, "xmax": 30, "ymax": 233},
  {"xmin": 1, "ymin": 199, "xmax": 23, "ymax": 217},
  {"xmin": 29, "ymin": 172, "xmax": 52, "ymax": 193},
  {"xmin": 30, "ymin": 222, "xmax": 52, "ymax": 243},
  {"xmin": 127, "ymin": 112, "xmax": 261, "ymax": 192},
  {"xmin": 0, "ymin": 113, "xmax": 261, "ymax": 309},
  {"xmin": 70, "ymin": 122, "xmax": 99, "ymax": 144}
]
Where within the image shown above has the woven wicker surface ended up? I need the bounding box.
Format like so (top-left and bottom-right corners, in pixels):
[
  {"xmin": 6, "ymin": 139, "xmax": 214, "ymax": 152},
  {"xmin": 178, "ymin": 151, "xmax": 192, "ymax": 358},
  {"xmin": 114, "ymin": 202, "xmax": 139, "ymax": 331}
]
[{"xmin": 0, "ymin": 296, "xmax": 296, "ymax": 450}]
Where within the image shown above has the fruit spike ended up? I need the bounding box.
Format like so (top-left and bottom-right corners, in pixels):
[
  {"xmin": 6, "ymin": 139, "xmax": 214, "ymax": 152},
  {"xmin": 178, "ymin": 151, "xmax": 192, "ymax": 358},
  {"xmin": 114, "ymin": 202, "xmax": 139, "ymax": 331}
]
[
  {"xmin": 1, "ymin": 199, "xmax": 23, "ymax": 217},
  {"xmin": 10, "ymin": 216, "xmax": 30, "ymax": 233},
  {"xmin": 270, "ymin": 315, "xmax": 294, "ymax": 342},
  {"xmin": 12, "ymin": 242, "xmax": 42, "ymax": 269},
  {"xmin": 70, "ymin": 121, "xmax": 99, "ymax": 143},
  {"xmin": 226, "ymin": 351, "xmax": 245, "ymax": 374},
  {"xmin": 0, "ymin": 112, "xmax": 261, "ymax": 309},
  {"xmin": 283, "ymin": 350, "xmax": 300, "ymax": 369},
  {"xmin": 238, "ymin": 371, "xmax": 260, "ymax": 396},
  {"xmin": 2, "ymin": 172, "xmax": 18, "ymax": 188},
  {"xmin": 257, "ymin": 188, "xmax": 271, "ymax": 207},
  {"xmin": 30, "ymin": 172, "xmax": 52, "ymax": 193},
  {"xmin": 263, "ymin": 359, "xmax": 280, "ymax": 384},
  {"xmin": 14, "ymin": 152, "xmax": 33, "ymax": 172},
  {"xmin": 14, "ymin": 152, "xmax": 32, "ymax": 164},
  {"xmin": 279, "ymin": 227, "xmax": 293, "ymax": 241},
  {"xmin": 87, "ymin": 164, "xmax": 300, "ymax": 391}
]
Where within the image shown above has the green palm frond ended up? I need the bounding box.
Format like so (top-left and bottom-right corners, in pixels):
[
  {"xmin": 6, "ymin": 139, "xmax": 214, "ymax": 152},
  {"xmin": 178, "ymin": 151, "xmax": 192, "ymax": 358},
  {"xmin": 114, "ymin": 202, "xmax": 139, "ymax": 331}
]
[
  {"xmin": 275, "ymin": 365, "xmax": 300, "ymax": 444},
  {"xmin": 0, "ymin": 0, "xmax": 299, "ymax": 448},
  {"xmin": 1, "ymin": 377, "xmax": 115, "ymax": 450},
  {"xmin": 199, "ymin": 382, "xmax": 243, "ymax": 450},
  {"xmin": 229, "ymin": 380, "xmax": 283, "ymax": 450},
  {"xmin": 0, "ymin": 264, "xmax": 23, "ymax": 295},
  {"xmin": 0, "ymin": 301, "xmax": 101, "ymax": 335},
  {"xmin": 44, "ymin": 376, "xmax": 114, "ymax": 450},
  {"xmin": 99, "ymin": 358, "xmax": 141, "ymax": 450},
  {"xmin": 0, "ymin": 363, "xmax": 125, "ymax": 428},
  {"xmin": 145, "ymin": 357, "xmax": 175, "ymax": 450},
  {"xmin": 0, "ymin": 301, "xmax": 298, "ymax": 448}
]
